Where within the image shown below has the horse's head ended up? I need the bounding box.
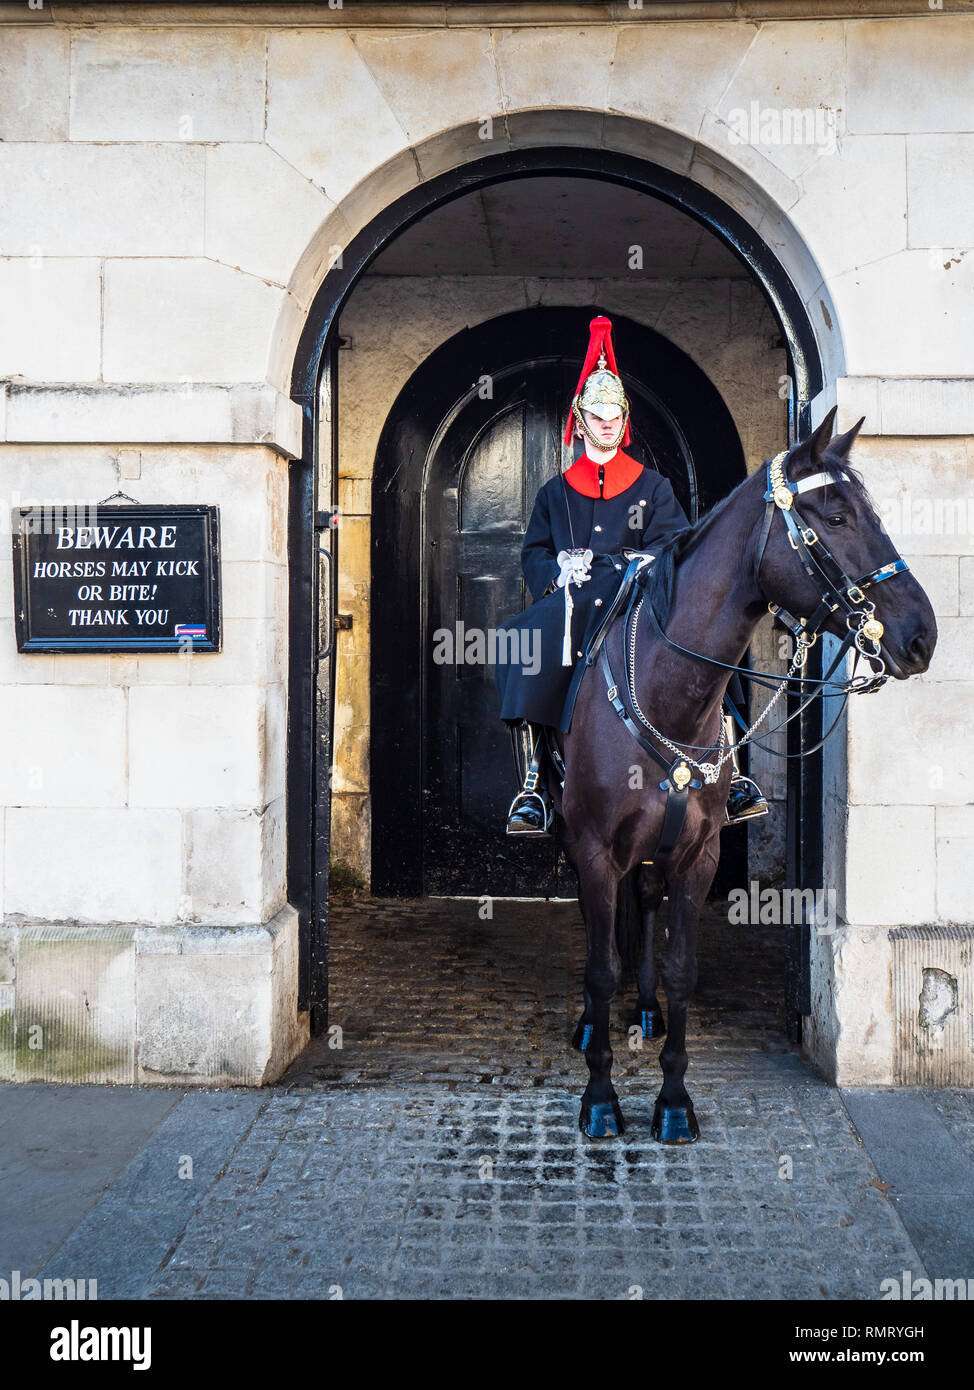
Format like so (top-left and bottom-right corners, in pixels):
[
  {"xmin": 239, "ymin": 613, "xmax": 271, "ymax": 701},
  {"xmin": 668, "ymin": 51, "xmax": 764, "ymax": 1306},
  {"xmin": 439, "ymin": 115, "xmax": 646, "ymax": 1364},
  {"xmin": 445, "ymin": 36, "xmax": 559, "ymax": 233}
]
[{"xmin": 757, "ymin": 407, "xmax": 937, "ymax": 679}]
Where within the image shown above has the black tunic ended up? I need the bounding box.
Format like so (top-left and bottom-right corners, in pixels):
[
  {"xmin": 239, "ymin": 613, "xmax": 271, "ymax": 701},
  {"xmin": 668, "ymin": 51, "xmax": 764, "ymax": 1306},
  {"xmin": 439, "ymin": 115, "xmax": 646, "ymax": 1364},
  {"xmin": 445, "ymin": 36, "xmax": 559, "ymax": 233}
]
[{"xmin": 494, "ymin": 465, "xmax": 690, "ymax": 731}]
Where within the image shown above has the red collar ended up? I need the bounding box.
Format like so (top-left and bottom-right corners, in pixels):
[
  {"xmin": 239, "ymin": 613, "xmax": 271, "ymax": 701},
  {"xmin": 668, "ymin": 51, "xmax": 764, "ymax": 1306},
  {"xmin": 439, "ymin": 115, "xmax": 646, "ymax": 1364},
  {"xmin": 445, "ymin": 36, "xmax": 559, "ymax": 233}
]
[{"xmin": 563, "ymin": 450, "xmax": 642, "ymax": 499}]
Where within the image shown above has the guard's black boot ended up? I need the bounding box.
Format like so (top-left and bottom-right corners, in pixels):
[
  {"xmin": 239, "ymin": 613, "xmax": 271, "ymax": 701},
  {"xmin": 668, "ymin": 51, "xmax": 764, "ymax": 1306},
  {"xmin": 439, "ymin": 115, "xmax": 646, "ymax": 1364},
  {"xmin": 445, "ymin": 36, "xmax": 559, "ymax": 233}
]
[
  {"xmin": 506, "ymin": 721, "xmax": 552, "ymax": 836},
  {"xmin": 722, "ymin": 713, "xmax": 769, "ymax": 826}
]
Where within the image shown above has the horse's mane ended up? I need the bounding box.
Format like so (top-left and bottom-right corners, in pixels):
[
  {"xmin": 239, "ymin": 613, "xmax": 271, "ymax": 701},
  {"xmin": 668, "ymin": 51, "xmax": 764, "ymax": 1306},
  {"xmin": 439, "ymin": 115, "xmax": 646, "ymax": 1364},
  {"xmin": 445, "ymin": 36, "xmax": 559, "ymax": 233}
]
[{"xmin": 638, "ymin": 449, "xmax": 880, "ymax": 626}]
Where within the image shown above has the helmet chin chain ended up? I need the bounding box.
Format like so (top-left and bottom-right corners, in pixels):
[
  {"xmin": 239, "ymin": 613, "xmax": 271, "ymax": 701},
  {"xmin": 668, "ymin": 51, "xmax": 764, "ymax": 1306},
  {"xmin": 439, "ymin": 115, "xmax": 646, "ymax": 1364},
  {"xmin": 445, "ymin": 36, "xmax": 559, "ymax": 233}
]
[{"xmin": 572, "ymin": 399, "xmax": 629, "ymax": 453}]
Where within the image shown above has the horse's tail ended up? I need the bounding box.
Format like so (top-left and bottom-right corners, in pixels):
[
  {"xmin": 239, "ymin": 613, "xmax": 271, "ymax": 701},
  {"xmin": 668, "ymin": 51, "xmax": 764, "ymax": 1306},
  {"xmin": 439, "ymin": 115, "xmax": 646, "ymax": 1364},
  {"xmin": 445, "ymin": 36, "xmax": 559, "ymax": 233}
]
[{"xmin": 614, "ymin": 865, "xmax": 644, "ymax": 979}]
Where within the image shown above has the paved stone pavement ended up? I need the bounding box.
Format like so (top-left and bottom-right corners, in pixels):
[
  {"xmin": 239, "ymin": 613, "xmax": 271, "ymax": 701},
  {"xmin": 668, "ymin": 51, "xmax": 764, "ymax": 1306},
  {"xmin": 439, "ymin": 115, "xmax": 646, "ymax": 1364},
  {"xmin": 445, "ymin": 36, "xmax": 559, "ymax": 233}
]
[
  {"xmin": 841, "ymin": 1087, "xmax": 974, "ymax": 1285},
  {"xmin": 4, "ymin": 897, "xmax": 970, "ymax": 1300}
]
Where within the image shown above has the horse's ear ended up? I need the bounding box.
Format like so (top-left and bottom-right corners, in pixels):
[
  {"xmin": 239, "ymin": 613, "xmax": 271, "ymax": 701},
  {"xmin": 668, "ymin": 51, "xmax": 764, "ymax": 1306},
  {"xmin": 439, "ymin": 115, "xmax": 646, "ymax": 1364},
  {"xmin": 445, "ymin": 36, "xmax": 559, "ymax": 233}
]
[
  {"xmin": 789, "ymin": 406, "xmax": 838, "ymax": 474},
  {"xmin": 829, "ymin": 415, "xmax": 865, "ymax": 460},
  {"xmin": 808, "ymin": 405, "xmax": 838, "ymax": 460}
]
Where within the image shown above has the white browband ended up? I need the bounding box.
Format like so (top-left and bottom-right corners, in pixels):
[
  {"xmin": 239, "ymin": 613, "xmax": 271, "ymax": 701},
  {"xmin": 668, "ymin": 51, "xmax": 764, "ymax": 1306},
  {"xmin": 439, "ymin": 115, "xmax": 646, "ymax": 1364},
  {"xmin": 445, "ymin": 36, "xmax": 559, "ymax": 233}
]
[
  {"xmin": 769, "ymin": 451, "xmax": 849, "ymax": 498},
  {"xmin": 794, "ymin": 470, "xmax": 849, "ymax": 495}
]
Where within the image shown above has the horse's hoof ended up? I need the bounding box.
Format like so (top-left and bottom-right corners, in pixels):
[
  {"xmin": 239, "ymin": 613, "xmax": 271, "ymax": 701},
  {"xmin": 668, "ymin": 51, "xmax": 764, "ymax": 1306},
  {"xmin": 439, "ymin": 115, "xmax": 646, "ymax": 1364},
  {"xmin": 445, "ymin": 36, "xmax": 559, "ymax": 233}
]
[
  {"xmin": 651, "ymin": 1102, "xmax": 699, "ymax": 1145},
  {"xmin": 637, "ymin": 1007, "xmax": 666, "ymax": 1040},
  {"xmin": 572, "ymin": 1019, "xmax": 594, "ymax": 1051},
  {"xmin": 579, "ymin": 1098, "xmax": 625, "ymax": 1139}
]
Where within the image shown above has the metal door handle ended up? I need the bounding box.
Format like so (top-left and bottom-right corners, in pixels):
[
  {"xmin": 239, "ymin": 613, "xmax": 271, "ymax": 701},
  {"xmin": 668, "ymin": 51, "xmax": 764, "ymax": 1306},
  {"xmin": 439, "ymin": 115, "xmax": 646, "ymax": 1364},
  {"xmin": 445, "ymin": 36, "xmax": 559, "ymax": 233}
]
[{"xmin": 316, "ymin": 544, "xmax": 333, "ymax": 661}]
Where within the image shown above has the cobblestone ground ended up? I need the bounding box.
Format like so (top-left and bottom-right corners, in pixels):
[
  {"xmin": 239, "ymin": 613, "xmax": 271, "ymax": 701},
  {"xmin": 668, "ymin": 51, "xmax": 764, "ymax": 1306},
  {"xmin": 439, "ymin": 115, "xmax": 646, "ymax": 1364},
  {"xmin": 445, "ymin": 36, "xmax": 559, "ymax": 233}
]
[
  {"xmin": 42, "ymin": 897, "xmax": 927, "ymax": 1300},
  {"xmin": 285, "ymin": 896, "xmax": 795, "ymax": 1089}
]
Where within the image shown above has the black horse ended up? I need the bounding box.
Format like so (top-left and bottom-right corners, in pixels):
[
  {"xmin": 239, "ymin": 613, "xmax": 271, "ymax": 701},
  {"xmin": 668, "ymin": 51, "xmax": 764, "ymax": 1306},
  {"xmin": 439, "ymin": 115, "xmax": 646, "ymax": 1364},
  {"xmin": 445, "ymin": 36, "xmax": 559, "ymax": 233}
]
[{"xmin": 551, "ymin": 410, "xmax": 937, "ymax": 1141}]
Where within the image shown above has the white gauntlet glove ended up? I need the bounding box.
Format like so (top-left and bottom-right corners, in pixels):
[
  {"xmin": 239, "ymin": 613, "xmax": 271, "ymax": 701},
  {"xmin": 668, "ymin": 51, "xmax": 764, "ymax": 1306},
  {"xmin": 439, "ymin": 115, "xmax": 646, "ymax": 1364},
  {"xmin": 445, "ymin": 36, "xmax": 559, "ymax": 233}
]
[{"xmin": 556, "ymin": 548, "xmax": 593, "ymax": 588}]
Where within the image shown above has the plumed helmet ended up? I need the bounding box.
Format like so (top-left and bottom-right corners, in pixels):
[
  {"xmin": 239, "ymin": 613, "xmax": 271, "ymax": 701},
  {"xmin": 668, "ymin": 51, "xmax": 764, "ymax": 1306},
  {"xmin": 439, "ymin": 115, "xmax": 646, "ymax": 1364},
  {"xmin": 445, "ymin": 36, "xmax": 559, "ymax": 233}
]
[{"xmin": 564, "ymin": 315, "xmax": 631, "ymax": 448}]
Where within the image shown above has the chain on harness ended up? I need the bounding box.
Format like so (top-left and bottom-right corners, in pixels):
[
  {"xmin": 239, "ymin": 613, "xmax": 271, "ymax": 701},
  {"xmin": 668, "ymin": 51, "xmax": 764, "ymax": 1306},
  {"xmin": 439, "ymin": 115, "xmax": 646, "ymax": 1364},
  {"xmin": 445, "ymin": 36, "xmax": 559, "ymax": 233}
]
[{"xmin": 623, "ymin": 592, "xmax": 814, "ymax": 783}]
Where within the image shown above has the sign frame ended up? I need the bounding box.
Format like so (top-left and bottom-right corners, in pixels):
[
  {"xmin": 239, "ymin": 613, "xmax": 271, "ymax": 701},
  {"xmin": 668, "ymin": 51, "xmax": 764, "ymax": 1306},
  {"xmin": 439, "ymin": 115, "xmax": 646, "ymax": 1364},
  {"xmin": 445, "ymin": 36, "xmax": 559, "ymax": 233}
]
[{"xmin": 11, "ymin": 503, "xmax": 222, "ymax": 653}]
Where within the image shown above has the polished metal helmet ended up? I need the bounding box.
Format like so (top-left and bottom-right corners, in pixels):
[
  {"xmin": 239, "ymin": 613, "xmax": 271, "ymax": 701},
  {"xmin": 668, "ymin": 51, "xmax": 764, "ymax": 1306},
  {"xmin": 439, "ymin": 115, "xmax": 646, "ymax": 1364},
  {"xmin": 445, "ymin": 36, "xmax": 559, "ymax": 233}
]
[
  {"xmin": 564, "ymin": 317, "xmax": 631, "ymax": 450},
  {"xmin": 577, "ymin": 360, "xmax": 628, "ymax": 422}
]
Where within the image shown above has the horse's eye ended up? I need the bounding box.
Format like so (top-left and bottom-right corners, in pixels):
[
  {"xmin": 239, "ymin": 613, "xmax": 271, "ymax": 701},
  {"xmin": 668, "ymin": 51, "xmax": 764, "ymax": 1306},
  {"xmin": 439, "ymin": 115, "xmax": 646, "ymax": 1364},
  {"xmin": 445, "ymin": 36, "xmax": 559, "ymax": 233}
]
[{"xmin": 825, "ymin": 513, "xmax": 847, "ymax": 528}]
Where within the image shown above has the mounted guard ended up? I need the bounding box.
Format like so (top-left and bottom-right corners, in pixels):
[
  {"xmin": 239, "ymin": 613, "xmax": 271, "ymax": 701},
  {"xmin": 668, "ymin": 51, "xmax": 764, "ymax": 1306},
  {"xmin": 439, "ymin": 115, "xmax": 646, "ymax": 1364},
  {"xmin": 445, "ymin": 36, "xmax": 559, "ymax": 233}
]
[{"xmin": 494, "ymin": 314, "xmax": 767, "ymax": 835}]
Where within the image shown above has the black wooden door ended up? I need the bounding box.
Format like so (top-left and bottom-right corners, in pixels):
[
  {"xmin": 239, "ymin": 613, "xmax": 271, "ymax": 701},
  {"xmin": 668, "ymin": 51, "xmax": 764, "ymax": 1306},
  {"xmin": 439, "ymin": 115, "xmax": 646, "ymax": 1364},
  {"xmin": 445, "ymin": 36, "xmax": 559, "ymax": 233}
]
[
  {"xmin": 424, "ymin": 365, "xmax": 567, "ymax": 896},
  {"xmin": 371, "ymin": 307, "xmax": 747, "ymax": 898}
]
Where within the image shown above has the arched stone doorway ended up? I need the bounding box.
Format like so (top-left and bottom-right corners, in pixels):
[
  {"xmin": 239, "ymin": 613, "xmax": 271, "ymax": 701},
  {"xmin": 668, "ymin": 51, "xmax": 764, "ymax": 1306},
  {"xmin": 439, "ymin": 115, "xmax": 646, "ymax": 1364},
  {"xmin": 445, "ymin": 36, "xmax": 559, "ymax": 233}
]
[{"xmin": 286, "ymin": 141, "xmax": 835, "ymax": 1039}]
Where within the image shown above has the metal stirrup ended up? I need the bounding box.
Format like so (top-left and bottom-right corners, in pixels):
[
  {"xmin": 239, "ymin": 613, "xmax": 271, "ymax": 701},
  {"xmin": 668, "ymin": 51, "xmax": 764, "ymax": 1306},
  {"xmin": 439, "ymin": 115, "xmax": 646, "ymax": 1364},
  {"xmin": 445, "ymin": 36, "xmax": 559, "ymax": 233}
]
[
  {"xmin": 506, "ymin": 789, "xmax": 551, "ymax": 829},
  {"xmin": 507, "ymin": 725, "xmax": 551, "ymax": 829}
]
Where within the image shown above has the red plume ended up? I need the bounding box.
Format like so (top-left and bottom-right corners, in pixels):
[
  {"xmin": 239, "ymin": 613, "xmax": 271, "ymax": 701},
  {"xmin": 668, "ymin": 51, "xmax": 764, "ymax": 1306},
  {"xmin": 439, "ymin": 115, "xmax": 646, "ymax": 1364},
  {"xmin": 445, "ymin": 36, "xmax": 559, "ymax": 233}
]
[{"xmin": 563, "ymin": 315, "xmax": 630, "ymax": 446}]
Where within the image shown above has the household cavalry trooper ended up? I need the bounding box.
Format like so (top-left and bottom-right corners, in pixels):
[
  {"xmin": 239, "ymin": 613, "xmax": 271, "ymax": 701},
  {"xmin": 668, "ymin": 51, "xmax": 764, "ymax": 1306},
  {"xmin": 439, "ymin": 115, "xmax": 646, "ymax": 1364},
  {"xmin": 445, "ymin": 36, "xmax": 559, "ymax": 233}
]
[{"xmin": 493, "ymin": 314, "xmax": 768, "ymax": 836}]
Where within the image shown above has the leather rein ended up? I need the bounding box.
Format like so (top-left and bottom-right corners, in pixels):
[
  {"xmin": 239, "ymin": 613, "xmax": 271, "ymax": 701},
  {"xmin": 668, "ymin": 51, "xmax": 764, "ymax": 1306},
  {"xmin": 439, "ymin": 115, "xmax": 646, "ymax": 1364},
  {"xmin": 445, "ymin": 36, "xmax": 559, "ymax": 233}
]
[{"xmin": 597, "ymin": 448, "xmax": 911, "ymax": 858}]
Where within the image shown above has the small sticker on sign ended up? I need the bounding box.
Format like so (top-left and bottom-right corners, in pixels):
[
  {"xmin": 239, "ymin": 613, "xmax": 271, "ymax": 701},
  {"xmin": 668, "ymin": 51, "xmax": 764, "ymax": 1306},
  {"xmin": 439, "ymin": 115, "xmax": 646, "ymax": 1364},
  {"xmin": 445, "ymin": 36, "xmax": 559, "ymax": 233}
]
[{"xmin": 175, "ymin": 624, "xmax": 207, "ymax": 638}]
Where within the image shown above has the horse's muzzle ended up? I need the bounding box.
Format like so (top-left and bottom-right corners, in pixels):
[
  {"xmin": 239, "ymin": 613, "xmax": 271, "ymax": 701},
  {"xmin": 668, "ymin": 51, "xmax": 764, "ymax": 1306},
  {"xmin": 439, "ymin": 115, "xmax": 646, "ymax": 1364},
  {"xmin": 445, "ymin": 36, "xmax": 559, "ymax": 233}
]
[{"xmin": 883, "ymin": 621, "xmax": 936, "ymax": 679}]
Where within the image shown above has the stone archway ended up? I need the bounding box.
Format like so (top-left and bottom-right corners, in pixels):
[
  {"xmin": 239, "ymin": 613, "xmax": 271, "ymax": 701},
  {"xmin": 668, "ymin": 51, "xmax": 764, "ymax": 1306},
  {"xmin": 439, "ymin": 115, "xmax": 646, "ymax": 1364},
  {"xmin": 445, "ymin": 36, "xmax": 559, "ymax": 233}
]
[{"xmin": 275, "ymin": 110, "xmax": 844, "ymax": 399}]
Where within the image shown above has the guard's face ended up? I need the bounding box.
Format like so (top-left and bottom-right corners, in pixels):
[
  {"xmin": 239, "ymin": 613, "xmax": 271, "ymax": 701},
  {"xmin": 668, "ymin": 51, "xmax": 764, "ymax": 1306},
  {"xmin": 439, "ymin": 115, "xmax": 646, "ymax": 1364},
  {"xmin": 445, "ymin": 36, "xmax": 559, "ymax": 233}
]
[{"xmin": 580, "ymin": 408, "xmax": 621, "ymax": 448}]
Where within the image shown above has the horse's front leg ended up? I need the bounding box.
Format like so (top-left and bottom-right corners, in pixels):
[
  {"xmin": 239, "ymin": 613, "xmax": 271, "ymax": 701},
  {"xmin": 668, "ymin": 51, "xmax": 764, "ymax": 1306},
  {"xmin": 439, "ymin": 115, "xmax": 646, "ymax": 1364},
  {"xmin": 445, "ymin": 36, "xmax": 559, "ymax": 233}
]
[
  {"xmin": 634, "ymin": 863, "xmax": 666, "ymax": 1040},
  {"xmin": 652, "ymin": 854, "xmax": 716, "ymax": 1145},
  {"xmin": 571, "ymin": 989, "xmax": 596, "ymax": 1052},
  {"xmin": 575, "ymin": 850, "xmax": 624, "ymax": 1138},
  {"xmin": 569, "ymin": 874, "xmax": 596, "ymax": 1051}
]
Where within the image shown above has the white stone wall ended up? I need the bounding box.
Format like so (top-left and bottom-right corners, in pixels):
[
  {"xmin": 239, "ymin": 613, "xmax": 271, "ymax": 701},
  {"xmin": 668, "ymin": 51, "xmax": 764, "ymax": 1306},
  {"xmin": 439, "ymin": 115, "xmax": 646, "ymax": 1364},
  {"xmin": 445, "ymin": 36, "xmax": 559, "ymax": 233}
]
[
  {"xmin": 0, "ymin": 440, "xmax": 300, "ymax": 1084},
  {"xmin": 1, "ymin": 11, "xmax": 969, "ymax": 399},
  {"xmin": 0, "ymin": 909, "xmax": 304, "ymax": 1086},
  {"xmin": 0, "ymin": 443, "xmax": 289, "ymax": 927},
  {"xmin": 0, "ymin": 4, "xmax": 972, "ymax": 1083},
  {"xmin": 806, "ymin": 428, "xmax": 974, "ymax": 1084}
]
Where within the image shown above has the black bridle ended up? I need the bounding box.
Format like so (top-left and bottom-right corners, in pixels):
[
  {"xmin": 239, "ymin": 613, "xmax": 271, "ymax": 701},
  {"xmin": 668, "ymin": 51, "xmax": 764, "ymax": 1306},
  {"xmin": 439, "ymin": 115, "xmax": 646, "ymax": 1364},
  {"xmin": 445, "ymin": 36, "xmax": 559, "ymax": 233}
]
[
  {"xmin": 633, "ymin": 449, "xmax": 911, "ymax": 705},
  {"xmin": 752, "ymin": 449, "xmax": 910, "ymax": 687}
]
